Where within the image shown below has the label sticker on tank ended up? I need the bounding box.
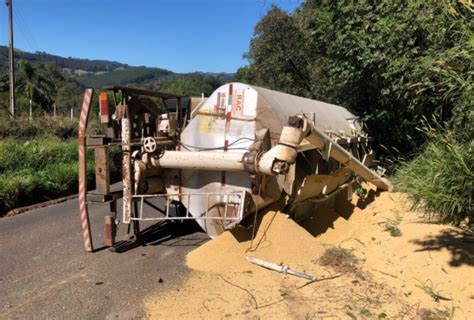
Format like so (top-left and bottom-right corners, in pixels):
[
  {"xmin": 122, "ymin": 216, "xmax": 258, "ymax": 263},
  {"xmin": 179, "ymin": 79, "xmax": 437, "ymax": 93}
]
[
  {"xmin": 199, "ymin": 110, "xmax": 215, "ymax": 133},
  {"xmin": 232, "ymin": 89, "xmax": 245, "ymax": 117},
  {"xmin": 199, "ymin": 91, "xmax": 226, "ymax": 133}
]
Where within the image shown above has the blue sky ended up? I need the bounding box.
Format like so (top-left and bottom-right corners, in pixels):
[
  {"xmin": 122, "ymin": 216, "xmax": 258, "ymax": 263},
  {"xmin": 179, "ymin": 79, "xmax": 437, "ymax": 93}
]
[{"xmin": 0, "ymin": 0, "xmax": 303, "ymax": 73}]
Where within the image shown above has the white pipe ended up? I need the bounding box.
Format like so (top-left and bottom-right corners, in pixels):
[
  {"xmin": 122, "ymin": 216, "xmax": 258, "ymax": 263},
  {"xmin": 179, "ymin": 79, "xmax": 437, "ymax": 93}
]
[{"xmin": 151, "ymin": 151, "xmax": 245, "ymax": 171}]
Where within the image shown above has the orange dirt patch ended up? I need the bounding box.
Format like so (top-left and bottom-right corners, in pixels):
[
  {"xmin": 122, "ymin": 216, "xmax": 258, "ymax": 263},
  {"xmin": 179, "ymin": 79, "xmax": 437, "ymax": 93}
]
[{"xmin": 145, "ymin": 186, "xmax": 474, "ymax": 319}]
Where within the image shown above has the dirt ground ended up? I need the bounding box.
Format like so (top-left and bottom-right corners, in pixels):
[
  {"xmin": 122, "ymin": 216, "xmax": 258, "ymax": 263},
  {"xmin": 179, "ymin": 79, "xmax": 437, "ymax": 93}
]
[{"xmin": 145, "ymin": 185, "xmax": 474, "ymax": 319}]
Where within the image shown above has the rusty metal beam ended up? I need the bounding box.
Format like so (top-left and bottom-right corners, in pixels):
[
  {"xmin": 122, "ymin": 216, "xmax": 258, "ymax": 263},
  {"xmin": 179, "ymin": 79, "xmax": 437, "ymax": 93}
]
[
  {"xmin": 122, "ymin": 110, "xmax": 133, "ymax": 224},
  {"xmin": 104, "ymin": 215, "xmax": 116, "ymax": 247},
  {"xmin": 94, "ymin": 147, "xmax": 110, "ymax": 195},
  {"xmin": 87, "ymin": 191, "xmax": 123, "ymax": 203},
  {"xmin": 86, "ymin": 136, "xmax": 112, "ymax": 147}
]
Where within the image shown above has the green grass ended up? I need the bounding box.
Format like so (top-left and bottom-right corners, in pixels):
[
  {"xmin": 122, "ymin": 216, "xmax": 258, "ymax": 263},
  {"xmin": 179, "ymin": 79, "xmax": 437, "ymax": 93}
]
[
  {"xmin": 383, "ymin": 210, "xmax": 403, "ymax": 237},
  {"xmin": 415, "ymin": 279, "xmax": 452, "ymax": 303},
  {"xmin": 0, "ymin": 116, "xmax": 79, "ymax": 140},
  {"xmin": 384, "ymin": 223, "xmax": 402, "ymax": 237},
  {"xmin": 0, "ymin": 134, "xmax": 120, "ymax": 215},
  {"xmin": 0, "ymin": 136, "xmax": 79, "ymax": 172},
  {"xmin": 0, "ymin": 137, "xmax": 87, "ymax": 215},
  {"xmin": 394, "ymin": 124, "xmax": 473, "ymax": 225},
  {"xmin": 0, "ymin": 115, "xmax": 105, "ymax": 140}
]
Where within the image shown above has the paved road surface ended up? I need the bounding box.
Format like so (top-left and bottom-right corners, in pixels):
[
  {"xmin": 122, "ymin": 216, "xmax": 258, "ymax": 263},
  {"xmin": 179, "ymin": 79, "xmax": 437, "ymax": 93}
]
[{"xmin": 0, "ymin": 198, "xmax": 208, "ymax": 319}]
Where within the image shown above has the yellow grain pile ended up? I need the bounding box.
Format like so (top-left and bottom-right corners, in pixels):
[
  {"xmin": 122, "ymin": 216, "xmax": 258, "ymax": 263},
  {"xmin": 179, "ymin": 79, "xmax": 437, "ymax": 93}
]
[
  {"xmin": 146, "ymin": 190, "xmax": 474, "ymax": 319},
  {"xmin": 186, "ymin": 210, "xmax": 325, "ymax": 273}
]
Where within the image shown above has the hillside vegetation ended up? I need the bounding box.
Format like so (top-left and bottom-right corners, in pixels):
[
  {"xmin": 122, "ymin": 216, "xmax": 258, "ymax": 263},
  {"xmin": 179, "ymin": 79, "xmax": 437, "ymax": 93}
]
[
  {"xmin": 0, "ymin": 118, "xmax": 83, "ymax": 215},
  {"xmin": 0, "ymin": 49, "xmax": 231, "ymax": 215},
  {"xmin": 74, "ymin": 66, "xmax": 172, "ymax": 88},
  {"xmin": 0, "ymin": 45, "xmax": 126, "ymax": 73},
  {"xmin": 0, "ymin": 117, "xmax": 121, "ymax": 216},
  {"xmin": 237, "ymin": 0, "xmax": 473, "ymax": 225},
  {"xmin": 0, "ymin": 46, "xmax": 232, "ymax": 117}
]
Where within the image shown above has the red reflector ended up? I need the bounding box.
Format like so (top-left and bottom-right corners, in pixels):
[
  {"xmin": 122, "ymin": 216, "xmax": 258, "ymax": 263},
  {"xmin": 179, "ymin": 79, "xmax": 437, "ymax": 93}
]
[
  {"xmin": 228, "ymin": 83, "xmax": 233, "ymax": 106},
  {"xmin": 99, "ymin": 92, "xmax": 109, "ymax": 123}
]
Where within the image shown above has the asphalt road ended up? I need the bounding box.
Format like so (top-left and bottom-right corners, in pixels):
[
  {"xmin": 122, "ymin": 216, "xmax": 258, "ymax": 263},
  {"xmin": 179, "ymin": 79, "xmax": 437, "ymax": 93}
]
[{"xmin": 0, "ymin": 198, "xmax": 209, "ymax": 319}]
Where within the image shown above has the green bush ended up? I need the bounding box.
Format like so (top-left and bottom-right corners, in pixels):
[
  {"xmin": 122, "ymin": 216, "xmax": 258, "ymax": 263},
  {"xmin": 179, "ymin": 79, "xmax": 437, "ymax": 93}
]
[
  {"xmin": 0, "ymin": 165, "xmax": 88, "ymax": 215},
  {"xmin": 0, "ymin": 136, "xmax": 79, "ymax": 172},
  {"xmin": 394, "ymin": 124, "xmax": 473, "ymax": 225},
  {"xmin": 0, "ymin": 136, "xmax": 121, "ymax": 215},
  {"xmin": 241, "ymin": 1, "xmax": 473, "ymax": 156},
  {"xmin": 241, "ymin": 1, "xmax": 473, "ymax": 227},
  {"xmin": 0, "ymin": 116, "xmax": 79, "ymax": 140}
]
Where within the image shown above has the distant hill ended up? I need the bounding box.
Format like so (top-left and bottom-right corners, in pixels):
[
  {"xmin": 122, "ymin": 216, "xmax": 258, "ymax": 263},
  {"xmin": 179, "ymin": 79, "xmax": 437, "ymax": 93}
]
[
  {"xmin": 74, "ymin": 66, "xmax": 173, "ymax": 88},
  {"xmin": 0, "ymin": 45, "xmax": 127, "ymax": 73},
  {"xmin": 0, "ymin": 46, "xmax": 234, "ymax": 93}
]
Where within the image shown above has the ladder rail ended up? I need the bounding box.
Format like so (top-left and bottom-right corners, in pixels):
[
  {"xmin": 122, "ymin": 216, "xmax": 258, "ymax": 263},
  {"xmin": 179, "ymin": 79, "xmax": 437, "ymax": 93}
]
[{"xmin": 130, "ymin": 191, "xmax": 246, "ymax": 229}]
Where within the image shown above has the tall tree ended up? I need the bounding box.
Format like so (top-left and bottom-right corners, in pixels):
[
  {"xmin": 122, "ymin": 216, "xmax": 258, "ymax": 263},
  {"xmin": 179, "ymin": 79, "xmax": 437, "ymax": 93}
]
[
  {"xmin": 302, "ymin": 0, "xmax": 472, "ymax": 151},
  {"xmin": 245, "ymin": 5, "xmax": 313, "ymax": 97},
  {"xmin": 16, "ymin": 61, "xmax": 55, "ymax": 112},
  {"xmin": 243, "ymin": 1, "xmax": 473, "ymax": 155}
]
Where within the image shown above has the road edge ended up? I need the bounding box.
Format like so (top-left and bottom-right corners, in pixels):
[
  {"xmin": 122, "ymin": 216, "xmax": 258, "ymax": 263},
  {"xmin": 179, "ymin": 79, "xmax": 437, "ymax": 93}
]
[{"xmin": 5, "ymin": 194, "xmax": 78, "ymax": 217}]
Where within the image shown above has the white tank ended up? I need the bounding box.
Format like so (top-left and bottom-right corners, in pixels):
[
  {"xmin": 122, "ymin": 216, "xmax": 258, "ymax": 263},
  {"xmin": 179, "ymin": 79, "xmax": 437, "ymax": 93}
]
[{"xmin": 178, "ymin": 83, "xmax": 363, "ymax": 237}]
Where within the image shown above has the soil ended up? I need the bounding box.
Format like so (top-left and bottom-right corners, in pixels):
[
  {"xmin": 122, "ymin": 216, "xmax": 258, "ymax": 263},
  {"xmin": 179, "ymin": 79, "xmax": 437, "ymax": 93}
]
[{"xmin": 145, "ymin": 184, "xmax": 474, "ymax": 319}]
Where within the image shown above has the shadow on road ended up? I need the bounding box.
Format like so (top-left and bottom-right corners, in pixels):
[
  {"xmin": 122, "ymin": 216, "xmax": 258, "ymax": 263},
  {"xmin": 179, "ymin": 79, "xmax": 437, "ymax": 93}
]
[{"xmin": 112, "ymin": 220, "xmax": 208, "ymax": 253}]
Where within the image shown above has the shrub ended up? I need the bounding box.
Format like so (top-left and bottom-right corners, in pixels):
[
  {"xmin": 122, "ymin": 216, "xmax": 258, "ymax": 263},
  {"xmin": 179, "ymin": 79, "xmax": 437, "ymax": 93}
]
[
  {"xmin": 0, "ymin": 136, "xmax": 121, "ymax": 215},
  {"xmin": 384, "ymin": 223, "xmax": 402, "ymax": 237},
  {"xmin": 319, "ymin": 246, "xmax": 358, "ymax": 273},
  {"xmin": 0, "ymin": 136, "xmax": 79, "ymax": 172},
  {"xmin": 0, "ymin": 115, "xmax": 104, "ymax": 140},
  {"xmin": 394, "ymin": 123, "xmax": 473, "ymax": 225},
  {"xmin": 0, "ymin": 116, "xmax": 79, "ymax": 140}
]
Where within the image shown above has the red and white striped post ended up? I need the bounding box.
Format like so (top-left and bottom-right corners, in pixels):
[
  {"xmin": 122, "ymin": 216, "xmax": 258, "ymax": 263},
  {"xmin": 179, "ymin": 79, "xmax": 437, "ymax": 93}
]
[
  {"xmin": 221, "ymin": 83, "xmax": 233, "ymax": 186},
  {"xmin": 78, "ymin": 89, "xmax": 94, "ymax": 252}
]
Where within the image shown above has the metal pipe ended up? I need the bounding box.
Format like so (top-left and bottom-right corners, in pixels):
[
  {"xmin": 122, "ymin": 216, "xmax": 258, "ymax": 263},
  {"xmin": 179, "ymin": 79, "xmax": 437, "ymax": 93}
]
[
  {"xmin": 7, "ymin": 0, "xmax": 15, "ymax": 118},
  {"xmin": 304, "ymin": 126, "xmax": 390, "ymax": 191},
  {"xmin": 150, "ymin": 151, "xmax": 245, "ymax": 171}
]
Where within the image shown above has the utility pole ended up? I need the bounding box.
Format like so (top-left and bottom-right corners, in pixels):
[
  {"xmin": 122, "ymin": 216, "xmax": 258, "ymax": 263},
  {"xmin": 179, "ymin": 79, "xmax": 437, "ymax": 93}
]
[{"xmin": 6, "ymin": 0, "xmax": 15, "ymax": 118}]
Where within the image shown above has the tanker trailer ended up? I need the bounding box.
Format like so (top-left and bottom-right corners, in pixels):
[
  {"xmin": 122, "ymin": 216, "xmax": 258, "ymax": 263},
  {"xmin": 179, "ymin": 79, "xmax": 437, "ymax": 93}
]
[{"xmin": 78, "ymin": 83, "xmax": 389, "ymax": 252}]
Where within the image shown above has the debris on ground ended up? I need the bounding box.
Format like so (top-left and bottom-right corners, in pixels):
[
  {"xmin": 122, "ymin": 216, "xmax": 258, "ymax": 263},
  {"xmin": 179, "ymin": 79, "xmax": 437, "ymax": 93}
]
[
  {"xmin": 145, "ymin": 186, "xmax": 474, "ymax": 319},
  {"xmin": 246, "ymin": 256, "xmax": 316, "ymax": 281}
]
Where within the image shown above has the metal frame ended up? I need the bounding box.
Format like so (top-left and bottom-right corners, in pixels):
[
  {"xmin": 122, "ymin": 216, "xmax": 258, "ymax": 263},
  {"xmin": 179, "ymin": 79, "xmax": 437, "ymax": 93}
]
[{"xmin": 131, "ymin": 191, "xmax": 246, "ymax": 230}]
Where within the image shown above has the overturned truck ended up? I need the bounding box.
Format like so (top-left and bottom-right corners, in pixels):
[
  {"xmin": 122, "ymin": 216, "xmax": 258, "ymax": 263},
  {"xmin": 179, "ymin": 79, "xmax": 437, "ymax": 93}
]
[{"xmin": 78, "ymin": 83, "xmax": 389, "ymax": 252}]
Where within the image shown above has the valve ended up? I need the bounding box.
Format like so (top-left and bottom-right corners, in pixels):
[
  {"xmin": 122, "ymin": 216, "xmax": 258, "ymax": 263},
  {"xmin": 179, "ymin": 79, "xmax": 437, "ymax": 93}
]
[{"xmin": 143, "ymin": 137, "xmax": 157, "ymax": 153}]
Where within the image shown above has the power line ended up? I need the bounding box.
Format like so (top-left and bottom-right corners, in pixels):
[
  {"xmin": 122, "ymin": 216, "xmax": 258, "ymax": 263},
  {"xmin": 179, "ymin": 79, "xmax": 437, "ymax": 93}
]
[
  {"xmin": 13, "ymin": 13, "xmax": 34, "ymax": 51},
  {"xmin": 15, "ymin": 3, "xmax": 40, "ymax": 51}
]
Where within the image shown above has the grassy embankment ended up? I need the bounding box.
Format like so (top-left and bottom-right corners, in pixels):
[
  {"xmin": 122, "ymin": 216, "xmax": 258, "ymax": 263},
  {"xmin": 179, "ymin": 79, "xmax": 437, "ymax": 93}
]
[
  {"xmin": 0, "ymin": 117, "xmax": 119, "ymax": 216},
  {"xmin": 394, "ymin": 124, "xmax": 473, "ymax": 226}
]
